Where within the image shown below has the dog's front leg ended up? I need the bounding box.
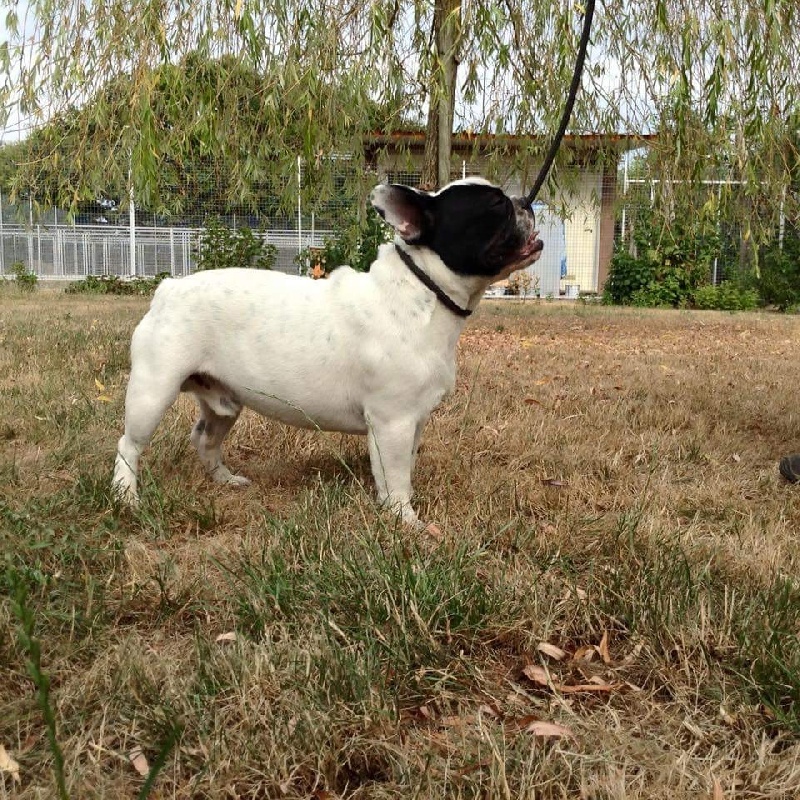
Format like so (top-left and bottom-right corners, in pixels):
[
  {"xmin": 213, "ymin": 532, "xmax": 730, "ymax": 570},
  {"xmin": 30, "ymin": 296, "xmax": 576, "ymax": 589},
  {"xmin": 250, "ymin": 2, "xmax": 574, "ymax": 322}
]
[{"xmin": 366, "ymin": 416, "xmax": 421, "ymax": 527}]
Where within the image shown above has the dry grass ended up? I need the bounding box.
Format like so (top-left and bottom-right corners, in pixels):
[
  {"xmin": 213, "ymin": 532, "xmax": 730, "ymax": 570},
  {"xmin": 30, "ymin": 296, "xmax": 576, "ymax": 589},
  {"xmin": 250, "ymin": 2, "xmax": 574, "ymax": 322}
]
[{"xmin": 2, "ymin": 288, "xmax": 800, "ymax": 799}]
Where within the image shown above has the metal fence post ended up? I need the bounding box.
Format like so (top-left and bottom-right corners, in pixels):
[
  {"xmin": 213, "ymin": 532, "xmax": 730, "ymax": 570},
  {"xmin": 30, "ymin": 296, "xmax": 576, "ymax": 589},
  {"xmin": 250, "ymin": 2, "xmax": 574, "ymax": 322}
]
[
  {"xmin": 129, "ymin": 157, "xmax": 136, "ymax": 277},
  {"xmin": 297, "ymin": 155, "xmax": 302, "ymax": 263},
  {"xmin": 27, "ymin": 197, "xmax": 34, "ymax": 273},
  {"xmin": 620, "ymin": 154, "xmax": 629, "ymax": 242},
  {"xmin": 0, "ymin": 189, "xmax": 4, "ymax": 276}
]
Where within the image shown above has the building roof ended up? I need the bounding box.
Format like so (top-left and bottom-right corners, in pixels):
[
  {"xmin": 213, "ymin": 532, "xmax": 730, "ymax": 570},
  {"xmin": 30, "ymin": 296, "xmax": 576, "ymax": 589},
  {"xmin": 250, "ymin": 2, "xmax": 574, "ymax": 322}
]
[{"xmin": 366, "ymin": 129, "xmax": 657, "ymax": 154}]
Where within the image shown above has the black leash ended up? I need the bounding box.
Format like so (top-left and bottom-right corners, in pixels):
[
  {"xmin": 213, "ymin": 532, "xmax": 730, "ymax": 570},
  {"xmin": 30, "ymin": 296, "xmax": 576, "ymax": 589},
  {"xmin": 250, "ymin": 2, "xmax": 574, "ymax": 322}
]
[
  {"xmin": 395, "ymin": 244, "xmax": 472, "ymax": 318},
  {"xmin": 523, "ymin": 0, "xmax": 596, "ymax": 207},
  {"xmin": 394, "ymin": 5, "xmax": 595, "ymax": 316}
]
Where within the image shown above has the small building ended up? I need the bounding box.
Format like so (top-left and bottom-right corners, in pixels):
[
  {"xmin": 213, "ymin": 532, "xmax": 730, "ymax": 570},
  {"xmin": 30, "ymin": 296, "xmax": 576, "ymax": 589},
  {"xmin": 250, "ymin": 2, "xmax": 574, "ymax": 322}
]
[{"xmin": 366, "ymin": 131, "xmax": 654, "ymax": 295}]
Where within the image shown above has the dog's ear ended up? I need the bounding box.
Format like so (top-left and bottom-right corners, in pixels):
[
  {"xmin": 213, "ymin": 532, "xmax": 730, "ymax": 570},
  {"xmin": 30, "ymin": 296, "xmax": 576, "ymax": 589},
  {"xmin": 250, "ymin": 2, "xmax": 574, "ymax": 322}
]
[{"xmin": 369, "ymin": 184, "xmax": 435, "ymax": 244}]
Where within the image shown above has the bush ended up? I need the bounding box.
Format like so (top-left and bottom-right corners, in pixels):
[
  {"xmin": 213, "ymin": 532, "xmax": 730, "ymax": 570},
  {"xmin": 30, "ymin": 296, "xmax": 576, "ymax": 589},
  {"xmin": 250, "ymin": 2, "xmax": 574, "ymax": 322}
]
[
  {"xmin": 606, "ymin": 238, "xmax": 712, "ymax": 309},
  {"xmin": 603, "ymin": 250, "xmax": 655, "ymax": 305},
  {"xmin": 65, "ymin": 273, "xmax": 171, "ymax": 296},
  {"xmin": 604, "ymin": 198, "xmax": 720, "ymax": 309},
  {"xmin": 505, "ymin": 270, "xmax": 538, "ymax": 297},
  {"xmin": 195, "ymin": 217, "xmax": 277, "ymax": 272},
  {"xmin": 691, "ymin": 282, "xmax": 759, "ymax": 311},
  {"xmin": 10, "ymin": 262, "xmax": 38, "ymax": 292},
  {"xmin": 296, "ymin": 207, "xmax": 390, "ymax": 276},
  {"xmin": 747, "ymin": 240, "xmax": 800, "ymax": 311}
]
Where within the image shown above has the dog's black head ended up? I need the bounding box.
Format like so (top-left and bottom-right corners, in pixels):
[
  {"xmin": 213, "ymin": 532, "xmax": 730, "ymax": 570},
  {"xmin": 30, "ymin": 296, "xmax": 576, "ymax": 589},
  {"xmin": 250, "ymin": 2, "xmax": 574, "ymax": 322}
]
[{"xmin": 370, "ymin": 178, "xmax": 543, "ymax": 278}]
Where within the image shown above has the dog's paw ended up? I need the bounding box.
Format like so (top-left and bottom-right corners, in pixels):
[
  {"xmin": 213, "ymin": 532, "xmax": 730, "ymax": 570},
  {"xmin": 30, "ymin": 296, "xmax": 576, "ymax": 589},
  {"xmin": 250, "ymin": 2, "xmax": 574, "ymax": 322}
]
[
  {"xmin": 210, "ymin": 464, "xmax": 251, "ymax": 487},
  {"xmin": 111, "ymin": 482, "xmax": 140, "ymax": 509}
]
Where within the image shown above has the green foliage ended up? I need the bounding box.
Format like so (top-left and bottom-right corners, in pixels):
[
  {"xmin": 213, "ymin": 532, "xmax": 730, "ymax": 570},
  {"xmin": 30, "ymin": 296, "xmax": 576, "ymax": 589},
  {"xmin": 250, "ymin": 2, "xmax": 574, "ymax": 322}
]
[
  {"xmin": 606, "ymin": 198, "xmax": 723, "ymax": 309},
  {"xmin": 0, "ymin": 51, "xmax": 401, "ymax": 218},
  {"xmin": 603, "ymin": 250, "xmax": 655, "ymax": 305},
  {"xmin": 606, "ymin": 244, "xmax": 713, "ymax": 310},
  {"xmin": 5, "ymin": 565, "xmax": 69, "ymax": 799},
  {"xmin": 65, "ymin": 272, "xmax": 171, "ymax": 296},
  {"xmin": 607, "ymin": 245, "xmax": 760, "ymax": 311},
  {"xmin": 746, "ymin": 235, "xmax": 800, "ymax": 311},
  {"xmin": 195, "ymin": 217, "xmax": 276, "ymax": 272},
  {"xmin": 10, "ymin": 261, "xmax": 38, "ymax": 291},
  {"xmin": 692, "ymin": 281, "xmax": 759, "ymax": 311},
  {"xmin": 296, "ymin": 207, "xmax": 390, "ymax": 274}
]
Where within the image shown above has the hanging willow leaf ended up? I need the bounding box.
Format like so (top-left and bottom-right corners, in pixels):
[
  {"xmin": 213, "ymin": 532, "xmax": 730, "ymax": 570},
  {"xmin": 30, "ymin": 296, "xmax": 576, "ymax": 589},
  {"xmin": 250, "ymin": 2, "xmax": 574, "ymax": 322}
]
[{"xmin": 0, "ymin": 0, "xmax": 795, "ymax": 232}]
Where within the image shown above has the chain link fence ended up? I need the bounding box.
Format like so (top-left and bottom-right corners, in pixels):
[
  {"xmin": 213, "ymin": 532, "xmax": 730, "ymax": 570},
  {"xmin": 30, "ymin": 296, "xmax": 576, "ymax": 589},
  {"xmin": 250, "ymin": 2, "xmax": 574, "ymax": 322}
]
[
  {"xmin": 615, "ymin": 174, "xmax": 790, "ymax": 286},
  {"xmin": 2, "ymin": 156, "xmax": 609, "ymax": 296},
  {"xmin": 0, "ymin": 157, "xmax": 352, "ymax": 279}
]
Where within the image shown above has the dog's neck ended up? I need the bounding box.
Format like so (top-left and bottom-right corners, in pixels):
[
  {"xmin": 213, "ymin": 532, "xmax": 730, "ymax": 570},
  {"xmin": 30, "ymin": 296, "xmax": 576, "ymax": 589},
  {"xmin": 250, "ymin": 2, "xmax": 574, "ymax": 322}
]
[{"xmin": 389, "ymin": 241, "xmax": 490, "ymax": 315}]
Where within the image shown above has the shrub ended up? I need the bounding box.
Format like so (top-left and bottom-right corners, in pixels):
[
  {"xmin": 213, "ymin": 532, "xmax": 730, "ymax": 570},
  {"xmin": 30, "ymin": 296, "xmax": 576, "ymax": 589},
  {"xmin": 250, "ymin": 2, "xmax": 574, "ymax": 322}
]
[
  {"xmin": 747, "ymin": 239, "xmax": 800, "ymax": 311},
  {"xmin": 605, "ymin": 197, "xmax": 720, "ymax": 308},
  {"xmin": 195, "ymin": 217, "xmax": 277, "ymax": 271},
  {"xmin": 692, "ymin": 282, "xmax": 759, "ymax": 311},
  {"xmin": 296, "ymin": 207, "xmax": 390, "ymax": 275},
  {"xmin": 11, "ymin": 262, "xmax": 38, "ymax": 292},
  {"xmin": 65, "ymin": 273, "xmax": 171, "ymax": 296},
  {"xmin": 606, "ymin": 238, "xmax": 713, "ymax": 309},
  {"xmin": 603, "ymin": 250, "xmax": 655, "ymax": 305},
  {"xmin": 505, "ymin": 270, "xmax": 538, "ymax": 297}
]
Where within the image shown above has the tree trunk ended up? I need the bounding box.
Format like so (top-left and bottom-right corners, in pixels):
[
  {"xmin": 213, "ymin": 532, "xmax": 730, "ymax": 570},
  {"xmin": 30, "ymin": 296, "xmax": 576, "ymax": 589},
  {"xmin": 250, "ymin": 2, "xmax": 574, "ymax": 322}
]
[{"xmin": 421, "ymin": 0, "xmax": 460, "ymax": 190}]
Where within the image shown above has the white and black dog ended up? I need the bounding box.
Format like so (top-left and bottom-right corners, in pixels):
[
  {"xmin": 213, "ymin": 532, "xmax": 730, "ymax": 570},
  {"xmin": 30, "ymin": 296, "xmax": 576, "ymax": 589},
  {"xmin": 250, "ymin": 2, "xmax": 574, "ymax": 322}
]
[{"xmin": 112, "ymin": 178, "xmax": 543, "ymax": 527}]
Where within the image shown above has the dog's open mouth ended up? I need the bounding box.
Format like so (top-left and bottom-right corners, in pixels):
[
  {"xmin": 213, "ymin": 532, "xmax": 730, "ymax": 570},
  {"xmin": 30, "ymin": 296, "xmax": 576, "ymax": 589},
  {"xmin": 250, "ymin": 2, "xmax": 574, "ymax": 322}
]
[{"xmin": 519, "ymin": 229, "xmax": 544, "ymax": 261}]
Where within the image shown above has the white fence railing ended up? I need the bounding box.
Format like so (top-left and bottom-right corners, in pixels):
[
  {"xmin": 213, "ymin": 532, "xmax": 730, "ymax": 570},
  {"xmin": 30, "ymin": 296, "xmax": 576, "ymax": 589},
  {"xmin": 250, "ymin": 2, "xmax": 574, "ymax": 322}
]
[{"xmin": 0, "ymin": 224, "xmax": 331, "ymax": 280}]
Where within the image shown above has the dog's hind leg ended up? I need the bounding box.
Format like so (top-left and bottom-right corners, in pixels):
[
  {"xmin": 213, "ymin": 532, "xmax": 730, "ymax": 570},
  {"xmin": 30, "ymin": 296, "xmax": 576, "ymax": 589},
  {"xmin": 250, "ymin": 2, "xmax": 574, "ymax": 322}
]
[
  {"xmin": 113, "ymin": 367, "xmax": 183, "ymax": 505},
  {"xmin": 189, "ymin": 392, "xmax": 250, "ymax": 487}
]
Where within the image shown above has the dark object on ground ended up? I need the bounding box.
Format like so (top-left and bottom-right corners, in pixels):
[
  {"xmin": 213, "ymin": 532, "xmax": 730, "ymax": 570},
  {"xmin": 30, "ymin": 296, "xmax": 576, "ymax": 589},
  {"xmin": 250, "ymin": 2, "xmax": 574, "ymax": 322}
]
[{"xmin": 779, "ymin": 454, "xmax": 800, "ymax": 483}]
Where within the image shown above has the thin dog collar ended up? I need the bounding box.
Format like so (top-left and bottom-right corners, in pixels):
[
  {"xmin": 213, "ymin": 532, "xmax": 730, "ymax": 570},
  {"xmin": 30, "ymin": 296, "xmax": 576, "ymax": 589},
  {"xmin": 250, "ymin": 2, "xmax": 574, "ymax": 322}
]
[{"xmin": 394, "ymin": 244, "xmax": 472, "ymax": 318}]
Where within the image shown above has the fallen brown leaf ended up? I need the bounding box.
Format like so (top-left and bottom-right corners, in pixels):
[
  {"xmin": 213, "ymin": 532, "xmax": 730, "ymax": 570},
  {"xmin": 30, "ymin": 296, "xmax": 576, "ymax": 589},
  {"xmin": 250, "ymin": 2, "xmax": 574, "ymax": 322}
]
[
  {"xmin": 556, "ymin": 680, "xmax": 617, "ymax": 694},
  {"xmin": 424, "ymin": 522, "xmax": 444, "ymax": 541},
  {"xmin": 573, "ymin": 645, "xmax": 596, "ymax": 662},
  {"xmin": 505, "ymin": 713, "xmax": 537, "ymax": 731},
  {"xmin": 524, "ymin": 720, "xmax": 575, "ymax": 739},
  {"xmin": 541, "ymin": 478, "xmax": 569, "ymax": 487},
  {"xmin": 522, "ymin": 664, "xmax": 550, "ymax": 687},
  {"xmin": 129, "ymin": 747, "xmax": 149, "ymax": 777},
  {"xmin": 537, "ymin": 642, "xmax": 567, "ymax": 661},
  {"xmin": 598, "ymin": 630, "xmax": 611, "ymax": 664},
  {"xmin": 0, "ymin": 744, "xmax": 21, "ymax": 783},
  {"xmin": 523, "ymin": 664, "xmax": 618, "ymax": 695}
]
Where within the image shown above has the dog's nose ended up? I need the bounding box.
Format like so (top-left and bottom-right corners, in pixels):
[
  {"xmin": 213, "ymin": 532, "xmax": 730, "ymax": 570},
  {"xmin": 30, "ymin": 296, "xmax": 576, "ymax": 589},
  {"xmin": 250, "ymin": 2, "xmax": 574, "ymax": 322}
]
[
  {"xmin": 512, "ymin": 195, "xmax": 535, "ymax": 223},
  {"xmin": 512, "ymin": 195, "xmax": 533, "ymax": 212}
]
